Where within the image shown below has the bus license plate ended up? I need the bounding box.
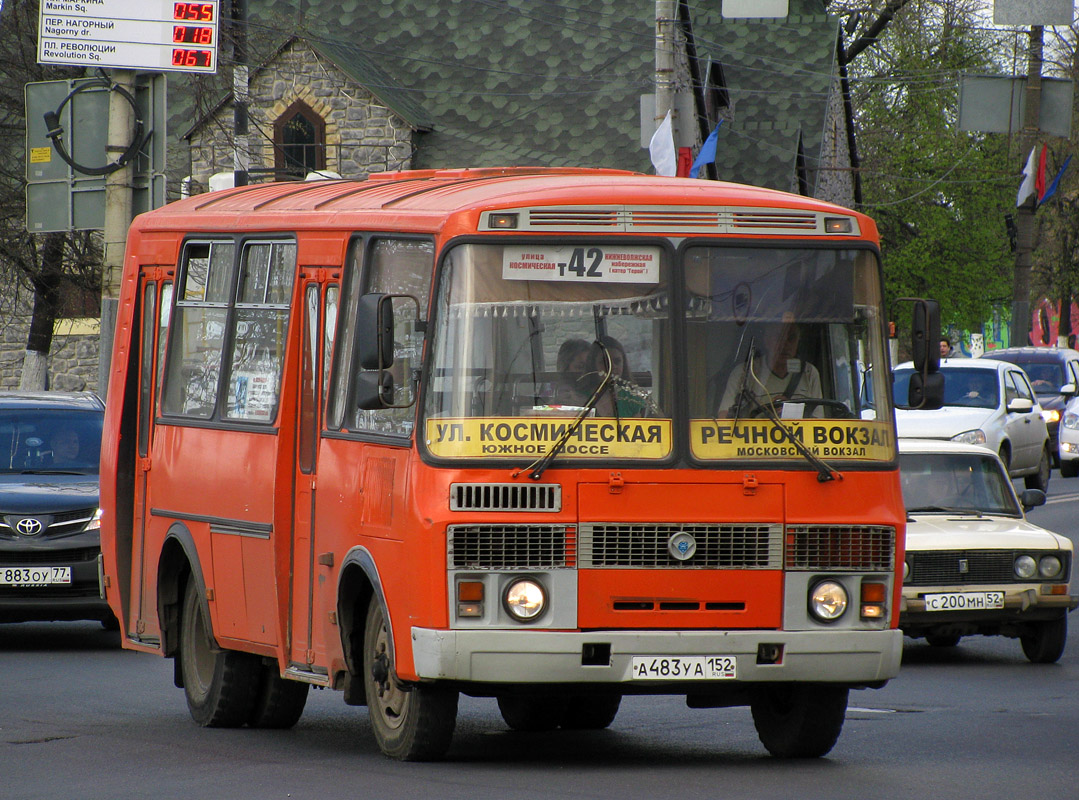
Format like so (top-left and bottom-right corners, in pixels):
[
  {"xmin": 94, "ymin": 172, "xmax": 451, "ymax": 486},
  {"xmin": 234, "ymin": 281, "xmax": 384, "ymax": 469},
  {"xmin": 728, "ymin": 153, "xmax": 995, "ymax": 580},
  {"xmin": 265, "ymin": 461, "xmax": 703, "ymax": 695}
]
[
  {"xmin": 923, "ymin": 591, "xmax": 1004, "ymax": 611},
  {"xmin": 0, "ymin": 566, "xmax": 72, "ymax": 586},
  {"xmin": 631, "ymin": 656, "xmax": 736, "ymax": 680}
]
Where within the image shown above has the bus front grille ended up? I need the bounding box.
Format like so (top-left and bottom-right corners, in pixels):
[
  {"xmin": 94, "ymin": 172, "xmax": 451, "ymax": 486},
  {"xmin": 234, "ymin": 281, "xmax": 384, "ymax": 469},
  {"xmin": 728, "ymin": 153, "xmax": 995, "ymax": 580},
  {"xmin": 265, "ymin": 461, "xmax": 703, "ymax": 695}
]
[
  {"xmin": 578, "ymin": 523, "xmax": 782, "ymax": 569},
  {"xmin": 785, "ymin": 525, "xmax": 895, "ymax": 571},
  {"xmin": 448, "ymin": 524, "xmax": 575, "ymax": 569},
  {"xmin": 450, "ymin": 483, "xmax": 561, "ymax": 512}
]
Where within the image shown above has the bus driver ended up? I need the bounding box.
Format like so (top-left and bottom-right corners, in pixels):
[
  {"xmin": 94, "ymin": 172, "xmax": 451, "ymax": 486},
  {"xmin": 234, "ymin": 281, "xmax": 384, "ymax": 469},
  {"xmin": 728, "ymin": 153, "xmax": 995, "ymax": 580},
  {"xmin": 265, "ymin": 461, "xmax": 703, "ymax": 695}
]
[{"xmin": 717, "ymin": 320, "xmax": 822, "ymax": 417}]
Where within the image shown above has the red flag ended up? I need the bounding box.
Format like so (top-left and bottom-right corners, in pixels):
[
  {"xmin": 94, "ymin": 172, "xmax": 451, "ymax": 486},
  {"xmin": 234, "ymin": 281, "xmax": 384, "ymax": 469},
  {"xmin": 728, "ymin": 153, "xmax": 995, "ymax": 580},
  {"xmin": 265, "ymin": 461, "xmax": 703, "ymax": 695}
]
[
  {"xmin": 676, "ymin": 147, "xmax": 693, "ymax": 177},
  {"xmin": 1035, "ymin": 145, "xmax": 1048, "ymax": 202}
]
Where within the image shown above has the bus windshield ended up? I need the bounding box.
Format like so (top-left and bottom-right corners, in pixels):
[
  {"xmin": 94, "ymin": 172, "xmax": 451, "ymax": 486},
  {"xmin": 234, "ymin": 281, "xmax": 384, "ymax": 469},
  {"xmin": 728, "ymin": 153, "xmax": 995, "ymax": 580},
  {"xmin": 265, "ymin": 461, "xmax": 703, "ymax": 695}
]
[{"xmin": 422, "ymin": 242, "xmax": 892, "ymax": 464}]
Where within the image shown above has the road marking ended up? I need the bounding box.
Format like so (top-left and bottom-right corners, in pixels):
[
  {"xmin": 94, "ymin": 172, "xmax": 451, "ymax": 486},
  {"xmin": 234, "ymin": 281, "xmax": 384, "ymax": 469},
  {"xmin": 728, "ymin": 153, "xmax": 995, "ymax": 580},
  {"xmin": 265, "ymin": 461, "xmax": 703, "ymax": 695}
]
[{"xmin": 1044, "ymin": 493, "xmax": 1079, "ymax": 505}]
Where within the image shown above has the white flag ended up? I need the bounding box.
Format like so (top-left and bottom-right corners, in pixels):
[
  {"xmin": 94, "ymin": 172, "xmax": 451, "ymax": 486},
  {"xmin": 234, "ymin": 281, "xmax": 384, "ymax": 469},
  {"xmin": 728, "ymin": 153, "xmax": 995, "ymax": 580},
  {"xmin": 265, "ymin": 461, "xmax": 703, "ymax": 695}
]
[
  {"xmin": 1016, "ymin": 146, "xmax": 1037, "ymax": 206},
  {"xmin": 649, "ymin": 110, "xmax": 677, "ymax": 177}
]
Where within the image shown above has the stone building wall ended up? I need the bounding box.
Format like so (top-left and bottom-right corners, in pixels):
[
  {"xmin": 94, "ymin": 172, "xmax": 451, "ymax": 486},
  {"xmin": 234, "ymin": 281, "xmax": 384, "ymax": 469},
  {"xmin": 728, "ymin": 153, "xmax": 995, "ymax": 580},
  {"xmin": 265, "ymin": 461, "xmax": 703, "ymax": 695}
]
[
  {"xmin": 0, "ymin": 288, "xmax": 100, "ymax": 392},
  {"xmin": 187, "ymin": 39, "xmax": 415, "ymax": 187}
]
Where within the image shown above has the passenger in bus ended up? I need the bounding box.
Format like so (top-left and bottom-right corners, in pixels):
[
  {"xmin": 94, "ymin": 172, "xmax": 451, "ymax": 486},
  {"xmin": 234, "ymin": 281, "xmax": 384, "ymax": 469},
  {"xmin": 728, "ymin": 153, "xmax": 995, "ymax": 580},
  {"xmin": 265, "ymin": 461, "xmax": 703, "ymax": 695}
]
[
  {"xmin": 553, "ymin": 338, "xmax": 593, "ymax": 407},
  {"xmin": 590, "ymin": 335, "xmax": 657, "ymax": 417},
  {"xmin": 717, "ymin": 321, "xmax": 822, "ymax": 417}
]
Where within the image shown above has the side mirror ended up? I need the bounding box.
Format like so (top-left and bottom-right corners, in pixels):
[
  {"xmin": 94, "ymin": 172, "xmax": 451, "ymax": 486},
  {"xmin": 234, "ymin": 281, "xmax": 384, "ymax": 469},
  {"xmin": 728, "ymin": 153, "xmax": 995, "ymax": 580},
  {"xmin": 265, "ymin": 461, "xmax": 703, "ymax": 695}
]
[
  {"xmin": 354, "ymin": 370, "xmax": 394, "ymax": 410},
  {"xmin": 1007, "ymin": 397, "xmax": 1034, "ymax": 413},
  {"xmin": 357, "ymin": 293, "xmax": 394, "ymax": 371},
  {"xmin": 911, "ymin": 299, "xmax": 941, "ymax": 374},
  {"xmin": 1020, "ymin": 488, "xmax": 1046, "ymax": 511},
  {"xmin": 908, "ymin": 371, "xmax": 944, "ymax": 409},
  {"xmin": 1061, "ymin": 382, "xmax": 1077, "ymax": 395}
]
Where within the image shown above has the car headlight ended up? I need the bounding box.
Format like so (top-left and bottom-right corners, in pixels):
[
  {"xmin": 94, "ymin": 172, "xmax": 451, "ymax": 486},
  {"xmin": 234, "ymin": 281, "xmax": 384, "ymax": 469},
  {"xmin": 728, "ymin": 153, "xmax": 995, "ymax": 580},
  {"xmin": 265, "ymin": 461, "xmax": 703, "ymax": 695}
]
[
  {"xmin": 503, "ymin": 578, "xmax": 546, "ymax": 622},
  {"xmin": 1063, "ymin": 412, "xmax": 1079, "ymax": 430},
  {"xmin": 951, "ymin": 429, "xmax": 987, "ymax": 445},
  {"xmin": 85, "ymin": 508, "xmax": 103, "ymax": 532},
  {"xmin": 1015, "ymin": 555, "xmax": 1038, "ymax": 579},
  {"xmin": 1039, "ymin": 555, "xmax": 1063, "ymax": 579},
  {"xmin": 1042, "ymin": 409, "xmax": 1061, "ymax": 424},
  {"xmin": 809, "ymin": 580, "xmax": 848, "ymax": 622}
]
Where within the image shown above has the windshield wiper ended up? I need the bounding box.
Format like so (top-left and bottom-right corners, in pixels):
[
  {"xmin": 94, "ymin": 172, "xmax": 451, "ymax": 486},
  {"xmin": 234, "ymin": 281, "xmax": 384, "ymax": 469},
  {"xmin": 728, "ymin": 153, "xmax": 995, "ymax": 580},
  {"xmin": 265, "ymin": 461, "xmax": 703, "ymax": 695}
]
[
  {"xmin": 514, "ymin": 342, "xmax": 616, "ymax": 481},
  {"xmin": 907, "ymin": 505, "xmax": 984, "ymax": 516},
  {"xmin": 732, "ymin": 385, "xmax": 842, "ymax": 483}
]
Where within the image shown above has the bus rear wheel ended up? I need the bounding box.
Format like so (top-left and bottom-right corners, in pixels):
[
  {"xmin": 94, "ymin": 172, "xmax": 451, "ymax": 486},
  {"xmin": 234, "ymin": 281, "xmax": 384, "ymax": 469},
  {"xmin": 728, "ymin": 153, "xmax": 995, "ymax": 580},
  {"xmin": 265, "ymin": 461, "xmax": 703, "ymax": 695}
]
[
  {"xmin": 497, "ymin": 695, "xmax": 567, "ymax": 731},
  {"xmin": 750, "ymin": 684, "xmax": 848, "ymax": 758},
  {"xmin": 560, "ymin": 695, "xmax": 622, "ymax": 729},
  {"xmin": 362, "ymin": 601, "xmax": 458, "ymax": 760},
  {"xmin": 179, "ymin": 580, "xmax": 259, "ymax": 727},
  {"xmin": 248, "ymin": 664, "xmax": 310, "ymax": 728}
]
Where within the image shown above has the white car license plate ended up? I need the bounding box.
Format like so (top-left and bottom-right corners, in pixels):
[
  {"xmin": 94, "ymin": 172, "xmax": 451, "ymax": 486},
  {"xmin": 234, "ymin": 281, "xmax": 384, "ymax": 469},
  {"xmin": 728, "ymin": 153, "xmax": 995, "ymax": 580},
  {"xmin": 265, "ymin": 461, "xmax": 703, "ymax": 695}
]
[
  {"xmin": 923, "ymin": 591, "xmax": 1004, "ymax": 611},
  {"xmin": 0, "ymin": 566, "xmax": 72, "ymax": 586},
  {"xmin": 631, "ymin": 655, "xmax": 736, "ymax": 680}
]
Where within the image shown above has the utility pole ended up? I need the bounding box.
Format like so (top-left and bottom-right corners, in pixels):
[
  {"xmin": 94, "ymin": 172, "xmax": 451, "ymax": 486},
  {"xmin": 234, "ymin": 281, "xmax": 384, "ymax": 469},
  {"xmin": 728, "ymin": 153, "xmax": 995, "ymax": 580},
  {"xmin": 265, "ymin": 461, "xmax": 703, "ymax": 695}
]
[
  {"xmin": 1011, "ymin": 25, "xmax": 1043, "ymax": 348},
  {"xmin": 98, "ymin": 68, "xmax": 137, "ymax": 398},
  {"xmin": 232, "ymin": 0, "xmax": 249, "ymax": 187},
  {"xmin": 655, "ymin": 0, "xmax": 677, "ymax": 139}
]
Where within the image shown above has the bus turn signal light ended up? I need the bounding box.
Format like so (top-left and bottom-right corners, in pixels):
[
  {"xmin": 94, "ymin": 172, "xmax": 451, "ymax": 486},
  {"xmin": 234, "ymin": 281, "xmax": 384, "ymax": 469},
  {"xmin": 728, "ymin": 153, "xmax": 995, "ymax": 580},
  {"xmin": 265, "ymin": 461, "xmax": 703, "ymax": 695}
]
[
  {"xmin": 458, "ymin": 580, "xmax": 484, "ymax": 617},
  {"xmin": 861, "ymin": 581, "xmax": 887, "ymax": 619}
]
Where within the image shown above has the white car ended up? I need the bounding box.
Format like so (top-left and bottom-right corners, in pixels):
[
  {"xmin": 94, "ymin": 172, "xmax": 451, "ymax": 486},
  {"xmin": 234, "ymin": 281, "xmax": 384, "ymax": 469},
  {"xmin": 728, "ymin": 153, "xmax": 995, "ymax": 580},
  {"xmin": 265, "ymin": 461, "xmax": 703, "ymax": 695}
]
[
  {"xmin": 893, "ymin": 358, "xmax": 1051, "ymax": 492},
  {"xmin": 1058, "ymin": 395, "xmax": 1079, "ymax": 477},
  {"xmin": 898, "ymin": 439, "xmax": 1077, "ymax": 663}
]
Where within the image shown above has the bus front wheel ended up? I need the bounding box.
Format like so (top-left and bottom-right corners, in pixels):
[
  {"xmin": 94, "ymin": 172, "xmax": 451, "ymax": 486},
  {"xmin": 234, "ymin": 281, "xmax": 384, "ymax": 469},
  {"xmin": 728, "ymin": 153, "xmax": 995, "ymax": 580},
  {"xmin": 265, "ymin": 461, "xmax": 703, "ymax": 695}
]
[
  {"xmin": 362, "ymin": 601, "xmax": 458, "ymax": 760},
  {"xmin": 179, "ymin": 580, "xmax": 259, "ymax": 727},
  {"xmin": 750, "ymin": 684, "xmax": 848, "ymax": 758}
]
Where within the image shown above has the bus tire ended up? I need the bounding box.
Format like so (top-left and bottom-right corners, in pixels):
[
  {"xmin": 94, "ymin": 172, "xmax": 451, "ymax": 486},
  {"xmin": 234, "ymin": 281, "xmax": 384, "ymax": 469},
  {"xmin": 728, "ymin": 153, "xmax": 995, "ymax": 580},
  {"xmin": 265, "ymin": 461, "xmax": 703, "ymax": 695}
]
[
  {"xmin": 1021, "ymin": 615, "xmax": 1067, "ymax": 664},
  {"xmin": 362, "ymin": 601, "xmax": 458, "ymax": 760},
  {"xmin": 560, "ymin": 695, "xmax": 622, "ymax": 729},
  {"xmin": 750, "ymin": 684, "xmax": 848, "ymax": 758},
  {"xmin": 248, "ymin": 665, "xmax": 310, "ymax": 729},
  {"xmin": 497, "ymin": 695, "xmax": 567, "ymax": 731},
  {"xmin": 179, "ymin": 580, "xmax": 260, "ymax": 728}
]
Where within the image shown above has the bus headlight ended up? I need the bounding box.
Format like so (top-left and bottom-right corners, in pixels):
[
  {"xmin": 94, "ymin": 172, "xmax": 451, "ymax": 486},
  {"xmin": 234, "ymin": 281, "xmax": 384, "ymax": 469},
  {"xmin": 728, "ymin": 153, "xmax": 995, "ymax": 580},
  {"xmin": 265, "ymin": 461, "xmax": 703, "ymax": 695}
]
[
  {"xmin": 809, "ymin": 580, "xmax": 848, "ymax": 622},
  {"xmin": 503, "ymin": 578, "xmax": 546, "ymax": 622}
]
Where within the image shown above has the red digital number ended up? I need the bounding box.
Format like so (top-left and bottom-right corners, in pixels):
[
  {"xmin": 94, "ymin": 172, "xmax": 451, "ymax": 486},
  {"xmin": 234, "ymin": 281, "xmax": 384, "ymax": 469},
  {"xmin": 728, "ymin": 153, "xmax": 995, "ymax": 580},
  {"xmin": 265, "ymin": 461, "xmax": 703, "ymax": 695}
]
[
  {"xmin": 173, "ymin": 26, "xmax": 214, "ymax": 44},
  {"xmin": 171, "ymin": 48, "xmax": 212, "ymax": 68},
  {"xmin": 173, "ymin": 3, "xmax": 214, "ymax": 22}
]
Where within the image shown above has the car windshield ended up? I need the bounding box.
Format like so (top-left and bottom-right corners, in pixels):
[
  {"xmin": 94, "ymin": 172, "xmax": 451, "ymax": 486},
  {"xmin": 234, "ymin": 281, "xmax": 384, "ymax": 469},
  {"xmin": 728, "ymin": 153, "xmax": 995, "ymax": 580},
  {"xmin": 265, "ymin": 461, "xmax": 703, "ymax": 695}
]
[
  {"xmin": 899, "ymin": 452, "xmax": 1020, "ymax": 516},
  {"xmin": 1021, "ymin": 363, "xmax": 1066, "ymax": 394},
  {"xmin": 0, "ymin": 408, "xmax": 103, "ymax": 474},
  {"xmin": 894, "ymin": 367, "xmax": 999, "ymax": 409}
]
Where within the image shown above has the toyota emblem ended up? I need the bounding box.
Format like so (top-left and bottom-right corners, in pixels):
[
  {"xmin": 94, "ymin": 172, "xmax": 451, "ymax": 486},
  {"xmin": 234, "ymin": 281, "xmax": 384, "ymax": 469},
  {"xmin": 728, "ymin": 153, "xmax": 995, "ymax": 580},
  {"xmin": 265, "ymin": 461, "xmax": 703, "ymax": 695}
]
[{"xmin": 15, "ymin": 517, "xmax": 44, "ymax": 536}]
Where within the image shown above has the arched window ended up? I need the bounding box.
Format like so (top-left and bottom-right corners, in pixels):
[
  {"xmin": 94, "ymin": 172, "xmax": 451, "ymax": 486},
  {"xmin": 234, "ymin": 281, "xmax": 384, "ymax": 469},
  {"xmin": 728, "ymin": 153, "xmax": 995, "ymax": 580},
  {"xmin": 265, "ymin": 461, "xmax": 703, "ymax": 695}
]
[{"xmin": 274, "ymin": 100, "xmax": 325, "ymax": 180}]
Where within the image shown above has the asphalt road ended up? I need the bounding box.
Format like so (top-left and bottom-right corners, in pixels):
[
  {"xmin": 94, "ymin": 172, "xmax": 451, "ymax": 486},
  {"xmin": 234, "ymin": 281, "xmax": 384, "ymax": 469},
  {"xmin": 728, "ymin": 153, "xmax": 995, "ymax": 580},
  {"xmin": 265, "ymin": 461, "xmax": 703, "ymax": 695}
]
[{"xmin": 1, "ymin": 480, "xmax": 1076, "ymax": 800}]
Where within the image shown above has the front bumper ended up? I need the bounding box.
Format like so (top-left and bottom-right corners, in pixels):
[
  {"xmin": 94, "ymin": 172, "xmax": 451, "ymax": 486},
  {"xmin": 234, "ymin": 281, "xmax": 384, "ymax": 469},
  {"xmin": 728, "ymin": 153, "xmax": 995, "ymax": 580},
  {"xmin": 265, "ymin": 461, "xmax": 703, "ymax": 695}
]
[
  {"xmin": 0, "ymin": 544, "xmax": 110, "ymax": 623},
  {"xmin": 900, "ymin": 587, "xmax": 1078, "ymax": 629},
  {"xmin": 411, "ymin": 627, "xmax": 902, "ymax": 686}
]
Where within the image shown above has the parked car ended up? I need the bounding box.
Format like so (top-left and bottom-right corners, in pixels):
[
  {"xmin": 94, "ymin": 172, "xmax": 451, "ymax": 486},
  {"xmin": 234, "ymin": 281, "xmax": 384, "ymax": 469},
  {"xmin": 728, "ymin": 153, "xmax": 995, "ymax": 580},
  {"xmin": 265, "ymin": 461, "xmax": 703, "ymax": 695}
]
[
  {"xmin": 1059, "ymin": 396, "xmax": 1079, "ymax": 477},
  {"xmin": 893, "ymin": 358, "xmax": 1051, "ymax": 492},
  {"xmin": 983, "ymin": 346, "xmax": 1079, "ymax": 466},
  {"xmin": 0, "ymin": 391, "xmax": 112, "ymax": 626},
  {"xmin": 898, "ymin": 439, "xmax": 1077, "ymax": 663}
]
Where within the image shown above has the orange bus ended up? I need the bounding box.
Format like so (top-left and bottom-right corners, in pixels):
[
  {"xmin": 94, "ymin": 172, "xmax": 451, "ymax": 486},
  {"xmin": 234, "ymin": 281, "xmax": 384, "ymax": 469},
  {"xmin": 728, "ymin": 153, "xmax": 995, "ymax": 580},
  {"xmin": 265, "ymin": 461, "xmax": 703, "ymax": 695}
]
[{"xmin": 100, "ymin": 167, "xmax": 932, "ymax": 761}]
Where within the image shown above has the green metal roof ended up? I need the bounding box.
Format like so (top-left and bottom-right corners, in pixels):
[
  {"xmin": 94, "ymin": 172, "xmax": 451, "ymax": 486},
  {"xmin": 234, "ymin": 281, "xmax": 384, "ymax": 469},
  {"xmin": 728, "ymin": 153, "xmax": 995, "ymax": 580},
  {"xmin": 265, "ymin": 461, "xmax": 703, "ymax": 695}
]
[{"xmin": 236, "ymin": 0, "xmax": 840, "ymax": 191}]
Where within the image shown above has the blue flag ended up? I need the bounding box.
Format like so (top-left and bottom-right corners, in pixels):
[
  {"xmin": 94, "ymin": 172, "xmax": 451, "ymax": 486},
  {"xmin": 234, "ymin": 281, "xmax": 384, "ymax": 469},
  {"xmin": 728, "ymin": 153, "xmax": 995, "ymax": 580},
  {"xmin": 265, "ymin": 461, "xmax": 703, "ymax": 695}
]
[
  {"xmin": 1039, "ymin": 155, "xmax": 1071, "ymax": 205},
  {"xmin": 689, "ymin": 121, "xmax": 723, "ymax": 179}
]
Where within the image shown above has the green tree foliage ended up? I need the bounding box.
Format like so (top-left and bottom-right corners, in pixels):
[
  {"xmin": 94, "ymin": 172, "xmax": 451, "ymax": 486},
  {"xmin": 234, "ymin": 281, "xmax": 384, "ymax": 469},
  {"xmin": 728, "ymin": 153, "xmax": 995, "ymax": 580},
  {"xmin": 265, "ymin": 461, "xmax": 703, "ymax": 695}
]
[{"xmin": 843, "ymin": 0, "xmax": 1015, "ymax": 332}]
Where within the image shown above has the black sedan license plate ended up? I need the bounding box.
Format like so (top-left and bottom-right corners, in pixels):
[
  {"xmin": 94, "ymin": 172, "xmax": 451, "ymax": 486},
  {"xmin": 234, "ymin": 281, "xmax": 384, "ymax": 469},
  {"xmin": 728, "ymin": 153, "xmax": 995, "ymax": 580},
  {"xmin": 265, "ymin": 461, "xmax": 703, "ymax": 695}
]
[{"xmin": 0, "ymin": 566, "xmax": 73, "ymax": 586}]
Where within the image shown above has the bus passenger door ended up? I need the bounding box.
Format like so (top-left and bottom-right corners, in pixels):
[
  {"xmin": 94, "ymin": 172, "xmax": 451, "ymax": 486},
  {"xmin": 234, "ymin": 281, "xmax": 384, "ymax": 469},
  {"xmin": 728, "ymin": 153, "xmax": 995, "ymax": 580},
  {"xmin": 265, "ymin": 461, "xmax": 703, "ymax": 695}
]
[
  {"xmin": 289, "ymin": 275, "xmax": 337, "ymax": 671},
  {"xmin": 131, "ymin": 269, "xmax": 172, "ymax": 642}
]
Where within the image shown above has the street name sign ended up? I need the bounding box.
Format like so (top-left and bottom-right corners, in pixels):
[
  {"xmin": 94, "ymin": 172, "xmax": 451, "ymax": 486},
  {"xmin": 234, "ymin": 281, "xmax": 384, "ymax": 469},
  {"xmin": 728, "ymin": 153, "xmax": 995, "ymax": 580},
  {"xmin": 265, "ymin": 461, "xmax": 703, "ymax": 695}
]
[{"xmin": 38, "ymin": 0, "xmax": 219, "ymax": 73}]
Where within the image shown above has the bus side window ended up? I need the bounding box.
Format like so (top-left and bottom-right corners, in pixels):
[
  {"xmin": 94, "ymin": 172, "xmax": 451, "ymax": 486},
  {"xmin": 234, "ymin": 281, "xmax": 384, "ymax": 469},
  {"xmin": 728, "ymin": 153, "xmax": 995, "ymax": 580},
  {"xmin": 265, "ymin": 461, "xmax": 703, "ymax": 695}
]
[
  {"xmin": 161, "ymin": 241, "xmax": 235, "ymax": 418},
  {"xmin": 224, "ymin": 241, "xmax": 297, "ymax": 422},
  {"xmin": 334, "ymin": 236, "xmax": 433, "ymax": 438}
]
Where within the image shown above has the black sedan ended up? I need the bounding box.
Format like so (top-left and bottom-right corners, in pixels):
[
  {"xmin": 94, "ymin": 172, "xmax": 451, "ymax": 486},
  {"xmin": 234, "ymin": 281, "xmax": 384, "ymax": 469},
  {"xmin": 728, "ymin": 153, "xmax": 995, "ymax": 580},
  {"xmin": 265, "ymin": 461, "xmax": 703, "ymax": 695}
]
[{"xmin": 0, "ymin": 391, "xmax": 113, "ymax": 626}]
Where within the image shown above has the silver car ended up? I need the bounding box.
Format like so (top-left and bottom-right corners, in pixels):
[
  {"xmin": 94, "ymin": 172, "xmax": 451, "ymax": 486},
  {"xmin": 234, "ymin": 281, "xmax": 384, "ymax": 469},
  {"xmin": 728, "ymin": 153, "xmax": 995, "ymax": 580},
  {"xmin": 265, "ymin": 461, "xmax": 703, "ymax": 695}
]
[{"xmin": 894, "ymin": 358, "xmax": 1051, "ymax": 492}]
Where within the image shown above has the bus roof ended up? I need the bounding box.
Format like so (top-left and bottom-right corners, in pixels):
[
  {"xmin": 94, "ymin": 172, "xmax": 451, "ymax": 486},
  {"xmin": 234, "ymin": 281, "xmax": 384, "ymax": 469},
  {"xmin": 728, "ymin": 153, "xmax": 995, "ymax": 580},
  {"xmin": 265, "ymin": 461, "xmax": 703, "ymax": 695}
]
[{"xmin": 132, "ymin": 167, "xmax": 876, "ymax": 238}]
